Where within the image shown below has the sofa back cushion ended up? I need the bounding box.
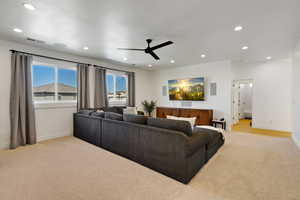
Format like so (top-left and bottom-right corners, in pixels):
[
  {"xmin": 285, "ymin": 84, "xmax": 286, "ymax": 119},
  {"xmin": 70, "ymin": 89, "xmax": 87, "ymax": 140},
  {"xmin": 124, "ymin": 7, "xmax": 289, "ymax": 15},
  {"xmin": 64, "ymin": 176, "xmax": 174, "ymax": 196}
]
[
  {"xmin": 105, "ymin": 112, "xmax": 123, "ymax": 121},
  {"xmin": 123, "ymin": 114, "xmax": 147, "ymax": 125},
  {"xmin": 147, "ymin": 117, "xmax": 193, "ymax": 136}
]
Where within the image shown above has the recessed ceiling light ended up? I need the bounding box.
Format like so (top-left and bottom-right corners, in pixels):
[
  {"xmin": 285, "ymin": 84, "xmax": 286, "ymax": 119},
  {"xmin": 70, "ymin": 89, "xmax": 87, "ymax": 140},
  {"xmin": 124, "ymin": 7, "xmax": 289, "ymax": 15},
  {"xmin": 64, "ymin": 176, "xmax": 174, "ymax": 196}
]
[
  {"xmin": 13, "ymin": 28, "xmax": 23, "ymax": 33},
  {"xmin": 170, "ymin": 59, "xmax": 175, "ymax": 63},
  {"xmin": 266, "ymin": 56, "xmax": 272, "ymax": 60},
  {"xmin": 123, "ymin": 57, "xmax": 127, "ymax": 61},
  {"xmin": 234, "ymin": 26, "xmax": 243, "ymax": 32},
  {"xmin": 242, "ymin": 46, "xmax": 249, "ymax": 50},
  {"xmin": 23, "ymin": 3, "xmax": 35, "ymax": 10},
  {"xmin": 148, "ymin": 64, "xmax": 152, "ymax": 67},
  {"xmin": 83, "ymin": 46, "xmax": 89, "ymax": 50},
  {"xmin": 201, "ymin": 54, "xmax": 206, "ymax": 58}
]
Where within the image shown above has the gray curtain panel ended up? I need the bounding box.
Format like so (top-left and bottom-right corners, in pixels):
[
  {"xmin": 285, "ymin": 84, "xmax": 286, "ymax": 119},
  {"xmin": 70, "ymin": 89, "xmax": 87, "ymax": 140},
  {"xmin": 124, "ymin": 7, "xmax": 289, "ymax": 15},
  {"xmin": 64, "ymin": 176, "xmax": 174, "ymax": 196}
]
[
  {"xmin": 77, "ymin": 64, "xmax": 90, "ymax": 110},
  {"xmin": 10, "ymin": 52, "xmax": 37, "ymax": 149},
  {"xmin": 94, "ymin": 67, "xmax": 108, "ymax": 108},
  {"xmin": 127, "ymin": 72, "xmax": 135, "ymax": 107}
]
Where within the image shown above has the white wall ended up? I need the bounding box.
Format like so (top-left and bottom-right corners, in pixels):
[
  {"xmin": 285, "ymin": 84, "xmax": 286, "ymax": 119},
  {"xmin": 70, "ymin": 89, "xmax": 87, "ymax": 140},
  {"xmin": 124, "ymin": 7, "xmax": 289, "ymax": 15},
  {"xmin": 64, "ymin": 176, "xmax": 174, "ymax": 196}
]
[
  {"xmin": 292, "ymin": 40, "xmax": 300, "ymax": 148},
  {"xmin": 0, "ymin": 39, "xmax": 153, "ymax": 149},
  {"xmin": 152, "ymin": 60, "xmax": 233, "ymax": 128},
  {"xmin": 231, "ymin": 59, "xmax": 293, "ymax": 132},
  {"xmin": 152, "ymin": 59, "xmax": 293, "ymax": 132}
]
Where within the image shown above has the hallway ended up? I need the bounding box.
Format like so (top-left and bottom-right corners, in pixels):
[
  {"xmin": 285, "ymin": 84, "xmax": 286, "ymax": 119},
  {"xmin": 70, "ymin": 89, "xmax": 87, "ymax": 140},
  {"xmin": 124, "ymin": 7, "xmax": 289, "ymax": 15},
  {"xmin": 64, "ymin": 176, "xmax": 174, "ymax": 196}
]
[{"xmin": 232, "ymin": 119, "xmax": 291, "ymax": 137}]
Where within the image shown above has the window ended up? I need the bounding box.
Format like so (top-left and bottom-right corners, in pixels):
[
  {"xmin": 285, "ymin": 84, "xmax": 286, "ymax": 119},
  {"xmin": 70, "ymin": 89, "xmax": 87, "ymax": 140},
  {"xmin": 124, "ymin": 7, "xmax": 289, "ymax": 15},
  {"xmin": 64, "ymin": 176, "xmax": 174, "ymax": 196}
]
[
  {"xmin": 106, "ymin": 71, "xmax": 128, "ymax": 106},
  {"xmin": 32, "ymin": 62, "xmax": 77, "ymax": 104}
]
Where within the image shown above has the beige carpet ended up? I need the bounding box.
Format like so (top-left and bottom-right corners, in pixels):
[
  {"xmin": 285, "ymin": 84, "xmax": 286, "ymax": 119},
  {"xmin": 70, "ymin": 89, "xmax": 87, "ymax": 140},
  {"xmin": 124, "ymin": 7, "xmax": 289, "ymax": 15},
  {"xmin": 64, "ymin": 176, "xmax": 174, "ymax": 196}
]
[{"xmin": 0, "ymin": 132, "xmax": 300, "ymax": 200}]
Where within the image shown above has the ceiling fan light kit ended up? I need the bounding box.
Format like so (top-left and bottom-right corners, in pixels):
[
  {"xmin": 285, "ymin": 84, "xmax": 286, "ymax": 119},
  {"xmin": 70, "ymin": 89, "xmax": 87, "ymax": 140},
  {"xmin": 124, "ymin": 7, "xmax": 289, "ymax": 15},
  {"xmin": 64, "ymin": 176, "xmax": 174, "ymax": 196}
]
[{"xmin": 118, "ymin": 39, "xmax": 174, "ymax": 60}]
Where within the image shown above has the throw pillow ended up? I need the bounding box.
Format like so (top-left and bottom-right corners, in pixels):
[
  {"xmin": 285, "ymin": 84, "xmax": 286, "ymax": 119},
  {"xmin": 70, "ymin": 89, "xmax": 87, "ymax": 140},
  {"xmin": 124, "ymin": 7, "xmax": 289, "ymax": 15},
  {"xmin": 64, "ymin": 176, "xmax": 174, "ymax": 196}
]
[
  {"xmin": 78, "ymin": 109, "xmax": 94, "ymax": 115},
  {"xmin": 104, "ymin": 112, "xmax": 123, "ymax": 121},
  {"xmin": 91, "ymin": 111, "xmax": 105, "ymax": 118},
  {"xmin": 103, "ymin": 107, "xmax": 125, "ymax": 114},
  {"xmin": 166, "ymin": 115, "xmax": 197, "ymax": 127},
  {"xmin": 123, "ymin": 107, "xmax": 138, "ymax": 115}
]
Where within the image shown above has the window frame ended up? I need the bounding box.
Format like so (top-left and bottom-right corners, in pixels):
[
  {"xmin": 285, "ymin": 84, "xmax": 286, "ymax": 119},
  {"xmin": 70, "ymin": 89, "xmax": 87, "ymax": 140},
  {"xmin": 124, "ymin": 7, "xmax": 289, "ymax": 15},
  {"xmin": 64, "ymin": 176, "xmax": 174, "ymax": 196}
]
[
  {"xmin": 106, "ymin": 71, "xmax": 128, "ymax": 106},
  {"xmin": 31, "ymin": 60, "xmax": 77, "ymax": 108}
]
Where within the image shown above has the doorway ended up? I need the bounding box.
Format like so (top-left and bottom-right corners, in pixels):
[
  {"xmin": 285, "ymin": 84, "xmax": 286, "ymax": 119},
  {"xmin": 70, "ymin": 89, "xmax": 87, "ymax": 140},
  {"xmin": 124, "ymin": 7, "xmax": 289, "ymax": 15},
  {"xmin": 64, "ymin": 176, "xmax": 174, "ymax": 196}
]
[{"xmin": 232, "ymin": 79, "xmax": 253, "ymax": 131}]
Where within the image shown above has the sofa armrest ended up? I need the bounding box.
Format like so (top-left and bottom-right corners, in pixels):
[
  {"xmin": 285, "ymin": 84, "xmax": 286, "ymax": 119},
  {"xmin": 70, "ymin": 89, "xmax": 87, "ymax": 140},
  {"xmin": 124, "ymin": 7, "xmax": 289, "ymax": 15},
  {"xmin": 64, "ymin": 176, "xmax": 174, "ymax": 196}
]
[{"xmin": 185, "ymin": 132, "xmax": 209, "ymax": 157}]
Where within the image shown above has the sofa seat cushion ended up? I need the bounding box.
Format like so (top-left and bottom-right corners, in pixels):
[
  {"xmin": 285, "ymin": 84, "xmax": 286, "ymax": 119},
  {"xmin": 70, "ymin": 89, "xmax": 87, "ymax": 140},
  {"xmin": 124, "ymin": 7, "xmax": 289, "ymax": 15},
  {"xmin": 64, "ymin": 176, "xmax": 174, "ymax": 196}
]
[
  {"xmin": 123, "ymin": 114, "xmax": 147, "ymax": 125},
  {"xmin": 147, "ymin": 117, "xmax": 193, "ymax": 136},
  {"xmin": 104, "ymin": 112, "xmax": 123, "ymax": 121}
]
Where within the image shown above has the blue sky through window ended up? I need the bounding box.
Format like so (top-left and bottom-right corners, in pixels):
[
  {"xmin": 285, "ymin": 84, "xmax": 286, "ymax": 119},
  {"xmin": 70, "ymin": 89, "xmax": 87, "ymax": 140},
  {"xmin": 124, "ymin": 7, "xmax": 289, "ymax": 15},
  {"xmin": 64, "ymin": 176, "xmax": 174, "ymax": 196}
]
[
  {"xmin": 32, "ymin": 65, "xmax": 126, "ymax": 92},
  {"xmin": 58, "ymin": 68, "xmax": 77, "ymax": 87},
  {"xmin": 116, "ymin": 76, "xmax": 126, "ymax": 92},
  {"xmin": 32, "ymin": 65, "xmax": 77, "ymax": 87},
  {"xmin": 32, "ymin": 65, "xmax": 55, "ymax": 87},
  {"xmin": 106, "ymin": 74, "xmax": 126, "ymax": 93},
  {"xmin": 106, "ymin": 74, "xmax": 114, "ymax": 93}
]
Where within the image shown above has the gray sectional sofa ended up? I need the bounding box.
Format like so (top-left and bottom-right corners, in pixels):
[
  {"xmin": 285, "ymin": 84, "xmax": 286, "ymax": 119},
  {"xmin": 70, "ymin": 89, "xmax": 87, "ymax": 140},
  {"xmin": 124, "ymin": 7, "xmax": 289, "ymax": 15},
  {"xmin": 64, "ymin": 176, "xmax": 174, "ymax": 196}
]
[{"xmin": 73, "ymin": 110, "xmax": 224, "ymax": 184}]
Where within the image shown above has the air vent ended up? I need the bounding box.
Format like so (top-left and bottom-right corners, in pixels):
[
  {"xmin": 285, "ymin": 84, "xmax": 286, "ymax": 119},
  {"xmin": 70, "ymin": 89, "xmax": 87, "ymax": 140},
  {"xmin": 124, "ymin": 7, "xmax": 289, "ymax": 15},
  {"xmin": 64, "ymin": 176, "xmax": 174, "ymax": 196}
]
[{"xmin": 26, "ymin": 37, "xmax": 45, "ymax": 44}]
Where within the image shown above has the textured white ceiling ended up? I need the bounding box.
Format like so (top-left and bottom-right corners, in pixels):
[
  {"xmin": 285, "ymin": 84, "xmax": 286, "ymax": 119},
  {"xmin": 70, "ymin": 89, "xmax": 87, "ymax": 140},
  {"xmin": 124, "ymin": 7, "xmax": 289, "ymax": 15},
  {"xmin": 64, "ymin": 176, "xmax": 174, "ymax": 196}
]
[{"xmin": 0, "ymin": 0, "xmax": 299, "ymax": 69}]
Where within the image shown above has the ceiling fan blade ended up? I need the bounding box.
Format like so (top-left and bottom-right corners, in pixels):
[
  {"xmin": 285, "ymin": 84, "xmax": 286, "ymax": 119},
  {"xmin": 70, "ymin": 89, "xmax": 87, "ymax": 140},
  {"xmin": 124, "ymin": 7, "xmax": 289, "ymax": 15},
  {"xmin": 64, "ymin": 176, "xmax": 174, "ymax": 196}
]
[
  {"xmin": 117, "ymin": 48, "xmax": 145, "ymax": 51},
  {"xmin": 150, "ymin": 41, "xmax": 173, "ymax": 51},
  {"xmin": 149, "ymin": 50, "xmax": 160, "ymax": 60}
]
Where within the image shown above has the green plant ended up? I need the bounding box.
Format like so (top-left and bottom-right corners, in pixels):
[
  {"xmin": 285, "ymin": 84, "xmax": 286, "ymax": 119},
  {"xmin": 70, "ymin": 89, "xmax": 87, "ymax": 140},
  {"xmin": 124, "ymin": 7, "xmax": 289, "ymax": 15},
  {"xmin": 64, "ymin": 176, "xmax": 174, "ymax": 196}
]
[{"xmin": 141, "ymin": 100, "xmax": 157, "ymax": 116}]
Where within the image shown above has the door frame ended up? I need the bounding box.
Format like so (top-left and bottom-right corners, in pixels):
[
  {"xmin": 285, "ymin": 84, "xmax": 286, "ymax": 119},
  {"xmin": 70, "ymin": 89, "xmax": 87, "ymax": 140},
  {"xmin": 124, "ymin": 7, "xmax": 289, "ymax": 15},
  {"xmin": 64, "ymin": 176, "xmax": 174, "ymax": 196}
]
[{"xmin": 231, "ymin": 79, "xmax": 254, "ymax": 125}]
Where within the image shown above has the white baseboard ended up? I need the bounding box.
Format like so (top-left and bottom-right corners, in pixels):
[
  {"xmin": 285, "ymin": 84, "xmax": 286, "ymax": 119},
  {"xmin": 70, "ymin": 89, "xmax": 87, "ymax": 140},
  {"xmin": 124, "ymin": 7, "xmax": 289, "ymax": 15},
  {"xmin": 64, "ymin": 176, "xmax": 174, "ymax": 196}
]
[
  {"xmin": 0, "ymin": 132, "xmax": 72, "ymax": 150},
  {"xmin": 0, "ymin": 141, "xmax": 10, "ymax": 150},
  {"xmin": 292, "ymin": 134, "xmax": 300, "ymax": 149},
  {"xmin": 0, "ymin": 134, "xmax": 10, "ymax": 150},
  {"xmin": 37, "ymin": 131, "xmax": 72, "ymax": 142}
]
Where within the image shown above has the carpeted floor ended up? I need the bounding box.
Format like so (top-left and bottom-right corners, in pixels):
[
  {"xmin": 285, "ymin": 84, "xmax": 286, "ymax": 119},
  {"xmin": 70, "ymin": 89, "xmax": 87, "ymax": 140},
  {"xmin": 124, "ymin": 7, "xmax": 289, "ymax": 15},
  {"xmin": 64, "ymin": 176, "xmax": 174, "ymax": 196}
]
[{"xmin": 0, "ymin": 132, "xmax": 300, "ymax": 200}]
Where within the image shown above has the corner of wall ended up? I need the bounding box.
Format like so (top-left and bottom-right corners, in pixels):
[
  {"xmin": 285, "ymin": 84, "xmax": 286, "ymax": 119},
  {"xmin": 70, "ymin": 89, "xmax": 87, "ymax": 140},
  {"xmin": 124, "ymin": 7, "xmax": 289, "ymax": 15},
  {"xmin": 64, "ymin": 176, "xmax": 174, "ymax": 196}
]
[
  {"xmin": 0, "ymin": 134, "xmax": 10, "ymax": 150},
  {"xmin": 292, "ymin": 133, "xmax": 300, "ymax": 149}
]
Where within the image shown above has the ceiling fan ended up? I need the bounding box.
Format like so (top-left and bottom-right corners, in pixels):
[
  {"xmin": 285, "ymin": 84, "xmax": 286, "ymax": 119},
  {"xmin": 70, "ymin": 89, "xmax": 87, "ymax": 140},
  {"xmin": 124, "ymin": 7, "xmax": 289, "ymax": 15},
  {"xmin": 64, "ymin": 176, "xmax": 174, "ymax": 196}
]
[{"xmin": 117, "ymin": 39, "xmax": 174, "ymax": 60}]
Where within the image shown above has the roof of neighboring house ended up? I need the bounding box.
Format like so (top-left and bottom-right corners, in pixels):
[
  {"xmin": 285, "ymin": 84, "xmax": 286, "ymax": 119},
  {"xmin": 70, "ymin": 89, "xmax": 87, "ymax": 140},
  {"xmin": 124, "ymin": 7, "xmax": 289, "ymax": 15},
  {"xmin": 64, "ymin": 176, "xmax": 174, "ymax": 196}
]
[{"xmin": 33, "ymin": 83, "xmax": 76, "ymax": 93}]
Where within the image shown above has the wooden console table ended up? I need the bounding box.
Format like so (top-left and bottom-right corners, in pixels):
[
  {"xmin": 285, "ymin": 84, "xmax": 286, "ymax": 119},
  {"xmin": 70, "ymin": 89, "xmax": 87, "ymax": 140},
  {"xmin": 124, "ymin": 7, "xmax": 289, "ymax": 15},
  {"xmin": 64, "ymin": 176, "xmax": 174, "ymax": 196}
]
[{"xmin": 156, "ymin": 107, "xmax": 213, "ymax": 126}]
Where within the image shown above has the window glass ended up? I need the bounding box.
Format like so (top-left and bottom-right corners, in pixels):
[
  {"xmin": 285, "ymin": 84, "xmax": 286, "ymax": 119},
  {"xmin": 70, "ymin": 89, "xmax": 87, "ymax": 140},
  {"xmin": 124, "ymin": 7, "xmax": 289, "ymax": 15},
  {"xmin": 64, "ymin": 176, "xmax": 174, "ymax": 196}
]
[
  {"xmin": 57, "ymin": 68, "xmax": 77, "ymax": 101},
  {"xmin": 116, "ymin": 76, "xmax": 127, "ymax": 101},
  {"xmin": 32, "ymin": 63, "xmax": 77, "ymax": 104},
  {"xmin": 105, "ymin": 73, "xmax": 128, "ymax": 105},
  {"xmin": 106, "ymin": 74, "xmax": 114, "ymax": 101},
  {"xmin": 32, "ymin": 65, "xmax": 55, "ymax": 102}
]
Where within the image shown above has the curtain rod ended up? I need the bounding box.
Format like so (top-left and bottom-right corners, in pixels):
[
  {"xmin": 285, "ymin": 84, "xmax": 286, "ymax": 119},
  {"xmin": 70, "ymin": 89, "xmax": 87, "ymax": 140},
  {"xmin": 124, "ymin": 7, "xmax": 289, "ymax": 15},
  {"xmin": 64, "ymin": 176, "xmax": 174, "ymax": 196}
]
[
  {"xmin": 10, "ymin": 49, "xmax": 133, "ymax": 74},
  {"xmin": 94, "ymin": 65, "xmax": 131, "ymax": 74},
  {"xmin": 10, "ymin": 49, "xmax": 91, "ymax": 66}
]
